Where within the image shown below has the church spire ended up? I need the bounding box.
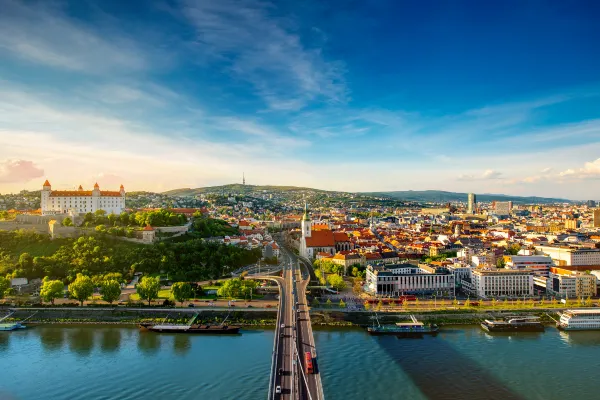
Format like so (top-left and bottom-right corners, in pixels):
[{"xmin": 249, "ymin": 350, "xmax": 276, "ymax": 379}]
[{"xmin": 303, "ymin": 202, "xmax": 310, "ymax": 221}]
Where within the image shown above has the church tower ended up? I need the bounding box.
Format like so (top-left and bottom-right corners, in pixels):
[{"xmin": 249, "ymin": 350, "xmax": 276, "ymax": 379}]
[
  {"xmin": 243, "ymin": 172, "xmax": 245, "ymax": 186},
  {"xmin": 301, "ymin": 202, "xmax": 311, "ymax": 238}
]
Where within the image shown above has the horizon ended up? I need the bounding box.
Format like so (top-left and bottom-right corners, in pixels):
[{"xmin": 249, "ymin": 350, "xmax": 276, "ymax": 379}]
[
  {"xmin": 2, "ymin": 180, "xmax": 580, "ymax": 201},
  {"xmin": 1, "ymin": 1, "xmax": 600, "ymax": 198}
]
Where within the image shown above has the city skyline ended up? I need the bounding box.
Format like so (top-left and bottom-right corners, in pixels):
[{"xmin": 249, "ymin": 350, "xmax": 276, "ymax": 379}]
[{"xmin": 1, "ymin": 1, "xmax": 600, "ymax": 198}]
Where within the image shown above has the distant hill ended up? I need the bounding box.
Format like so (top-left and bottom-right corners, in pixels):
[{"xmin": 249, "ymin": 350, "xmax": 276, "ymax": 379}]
[
  {"xmin": 368, "ymin": 190, "xmax": 570, "ymax": 204},
  {"xmin": 163, "ymin": 184, "xmax": 326, "ymax": 197}
]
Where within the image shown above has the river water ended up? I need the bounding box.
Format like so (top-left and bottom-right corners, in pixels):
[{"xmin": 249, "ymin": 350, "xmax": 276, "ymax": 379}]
[{"xmin": 1, "ymin": 325, "xmax": 600, "ymax": 400}]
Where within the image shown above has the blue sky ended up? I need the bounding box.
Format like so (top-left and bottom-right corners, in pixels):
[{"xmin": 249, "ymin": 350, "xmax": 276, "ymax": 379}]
[{"xmin": 1, "ymin": 0, "xmax": 600, "ymax": 199}]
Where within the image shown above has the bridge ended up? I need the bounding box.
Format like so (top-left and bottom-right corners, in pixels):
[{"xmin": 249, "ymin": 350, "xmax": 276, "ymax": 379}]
[{"xmin": 253, "ymin": 244, "xmax": 324, "ymax": 400}]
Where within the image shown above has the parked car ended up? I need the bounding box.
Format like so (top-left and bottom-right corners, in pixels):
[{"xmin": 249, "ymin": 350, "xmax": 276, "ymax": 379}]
[
  {"xmin": 188, "ymin": 303, "xmax": 195, "ymax": 307},
  {"xmin": 275, "ymin": 386, "xmax": 281, "ymax": 394}
]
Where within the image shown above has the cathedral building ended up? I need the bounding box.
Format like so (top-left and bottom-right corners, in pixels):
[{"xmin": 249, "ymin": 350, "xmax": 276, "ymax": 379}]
[
  {"xmin": 299, "ymin": 203, "xmax": 352, "ymax": 259},
  {"xmin": 40, "ymin": 180, "xmax": 125, "ymax": 216}
]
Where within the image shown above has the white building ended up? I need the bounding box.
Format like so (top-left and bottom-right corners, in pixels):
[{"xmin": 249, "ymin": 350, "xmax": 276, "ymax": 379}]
[
  {"xmin": 468, "ymin": 269, "xmax": 534, "ymax": 299},
  {"xmin": 547, "ymin": 268, "xmax": 597, "ymax": 299},
  {"xmin": 365, "ymin": 263, "xmax": 455, "ymax": 297},
  {"xmin": 535, "ymin": 245, "xmax": 600, "ymax": 266},
  {"xmin": 506, "ymin": 255, "xmax": 553, "ymax": 276},
  {"xmin": 41, "ymin": 180, "xmax": 125, "ymax": 216}
]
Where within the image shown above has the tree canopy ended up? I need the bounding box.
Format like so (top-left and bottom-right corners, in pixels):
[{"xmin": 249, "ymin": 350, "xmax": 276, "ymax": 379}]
[
  {"xmin": 172, "ymin": 282, "xmax": 193, "ymax": 304},
  {"xmin": 69, "ymin": 274, "xmax": 94, "ymax": 306},
  {"xmin": 100, "ymin": 280, "xmax": 122, "ymax": 304},
  {"xmin": 40, "ymin": 278, "xmax": 64, "ymax": 304},
  {"xmin": 137, "ymin": 276, "xmax": 160, "ymax": 305}
]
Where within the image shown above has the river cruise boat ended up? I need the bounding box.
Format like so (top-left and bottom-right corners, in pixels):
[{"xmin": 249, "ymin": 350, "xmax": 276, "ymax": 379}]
[
  {"xmin": 139, "ymin": 313, "xmax": 240, "ymax": 334},
  {"xmin": 367, "ymin": 315, "xmax": 439, "ymax": 336},
  {"xmin": 557, "ymin": 309, "xmax": 600, "ymax": 331},
  {"xmin": 481, "ymin": 316, "xmax": 544, "ymax": 332}
]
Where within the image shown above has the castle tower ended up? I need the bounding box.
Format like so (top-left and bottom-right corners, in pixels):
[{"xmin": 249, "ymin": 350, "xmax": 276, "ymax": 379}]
[
  {"xmin": 41, "ymin": 180, "xmax": 51, "ymax": 215},
  {"xmin": 120, "ymin": 184, "xmax": 125, "ymax": 196},
  {"xmin": 92, "ymin": 182, "xmax": 100, "ymax": 212},
  {"xmin": 301, "ymin": 202, "xmax": 311, "ymax": 238}
]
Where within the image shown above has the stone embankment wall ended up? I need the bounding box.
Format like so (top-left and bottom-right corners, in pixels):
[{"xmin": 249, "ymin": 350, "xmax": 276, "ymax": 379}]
[{"xmin": 5, "ymin": 307, "xmax": 277, "ymax": 325}]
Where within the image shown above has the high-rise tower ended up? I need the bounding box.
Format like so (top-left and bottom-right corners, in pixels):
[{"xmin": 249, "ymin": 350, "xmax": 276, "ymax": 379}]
[{"xmin": 467, "ymin": 193, "xmax": 476, "ymax": 214}]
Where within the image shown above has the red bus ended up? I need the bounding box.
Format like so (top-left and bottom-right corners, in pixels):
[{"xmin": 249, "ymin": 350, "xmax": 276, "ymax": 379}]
[{"xmin": 305, "ymin": 352, "xmax": 314, "ymax": 374}]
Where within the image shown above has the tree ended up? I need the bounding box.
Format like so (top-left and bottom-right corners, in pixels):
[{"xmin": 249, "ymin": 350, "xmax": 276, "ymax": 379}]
[
  {"xmin": 62, "ymin": 217, "xmax": 73, "ymax": 227},
  {"xmin": 376, "ymin": 300, "xmax": 383, "ymax": 311},
  {"xmin": 107, "ymin": 213, "xmax": 118, "ymax": 226},
  {"xmin": 136, "ymin": 276, "xmax": 160, "ymax": 305},
  {"xmin": 339, "ymin": 299, "xmax": 346, "ymax": 308},
  {"xmin": 353, "ymin": 280, "xmax": 363, "ymax": 296},
  {"xmin": 100, "ymin": 280, "xmax": 121, "ymax": 304},
  {"xmin": 0, "ymin": 276, "xmax": 9, "ymax": 299},
  {"xmin": 507, "ymin": 244, "xmax": 521, "ymax": 255},
  {"xmin": 364, "ymin": 301, "xmax": 371, "ymax": 310},
  {"xmin": 40, "ymin": 278, "xmax": 64, "ymax": 305},
  {"xmin": 95, "ymin": 209, "xmax": 107, "ymax": 217},
  {"xmin": 19, "ymin": 252, "xmax": 33, "ymax": 270},
  {"xmin": 325, "ymin": 298, "xmax": 332, "ymax": 308},
  {"xmin": 172, "ymin": 282, "xmax": 193, "ymax": 305},
  {"xmin": 312, "ymin": 297, "xmax": 320, "ymax": 307},
  {"xmin": 496, "ymin": 258, "xmax": 506, "ymax": 268},
  {"xmin": 327, "ymin": 274, "xmax": 347, "ymax": 291},
  {"xmin": 70, "ymin": 274, "xmax": 94, "ymax": 306}
]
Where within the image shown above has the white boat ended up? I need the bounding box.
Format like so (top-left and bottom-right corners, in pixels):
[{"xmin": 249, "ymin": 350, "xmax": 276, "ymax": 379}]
[
  {"xmin": 557, "ymin": 309, "xmax": 600, "ymax": 331},
  {"xmin": 0, "ymin": 322, "xmax": 27, "ymax": 331}
]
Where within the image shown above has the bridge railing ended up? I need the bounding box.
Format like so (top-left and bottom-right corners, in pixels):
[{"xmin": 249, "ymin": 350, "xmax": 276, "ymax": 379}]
[{"xmin": 266, "ymin": 278, "xmax": 283, "ymax": 400}]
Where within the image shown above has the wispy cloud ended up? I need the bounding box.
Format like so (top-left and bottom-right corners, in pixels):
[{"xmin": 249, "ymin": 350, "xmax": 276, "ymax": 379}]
[
  {"xmin": 0, "ymin": 0, "xmax": 161, "ymax": 74},
  {"xmin": 457, "ymin": 169, "xmax": 503, "ymax": 181},
  {"xmin": 180, "ymin": 0, "xmax": 347, "ymax": 110}
]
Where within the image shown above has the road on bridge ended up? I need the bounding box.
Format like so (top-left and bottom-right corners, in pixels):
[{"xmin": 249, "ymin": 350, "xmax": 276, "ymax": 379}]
[{"xmin": 259, "ymin": 241, "xmax": 324, "ymax": 400}]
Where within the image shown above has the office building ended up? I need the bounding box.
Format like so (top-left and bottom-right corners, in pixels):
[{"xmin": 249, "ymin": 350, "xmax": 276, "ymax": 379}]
[
  {"xmin": 365, "ymin": 263, "xmax": 455, "ymax": 297},
  {"xmin": 467, "ymin": 193, "xmax": 476, "ymax": 214},
  {"xmin": 547, "ymin": 267, "xmax": 597, "ymax": 299}
]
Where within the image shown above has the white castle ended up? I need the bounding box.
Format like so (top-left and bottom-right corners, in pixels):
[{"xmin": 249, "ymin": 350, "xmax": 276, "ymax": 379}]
[{"xmin": 41, "ymin": 180, "xmax": 126, "ymax": 216}]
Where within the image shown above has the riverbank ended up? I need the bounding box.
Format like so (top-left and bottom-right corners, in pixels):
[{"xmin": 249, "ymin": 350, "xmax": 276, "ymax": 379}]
[{"xmin": 2, "ymin": 306, "xmax": 567, "ymax": 327}]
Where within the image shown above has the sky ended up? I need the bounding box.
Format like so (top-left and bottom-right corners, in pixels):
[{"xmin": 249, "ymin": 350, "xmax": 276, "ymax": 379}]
[{"xmin": 1, "ymin": 0, "xmax": 600, "ymax": 199}]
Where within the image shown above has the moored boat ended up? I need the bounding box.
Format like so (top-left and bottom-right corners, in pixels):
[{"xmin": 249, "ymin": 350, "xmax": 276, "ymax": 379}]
[
  {"xmin": 0, "ymin": 310, "xmax": 36, "ymax": 331},
  {"xmin": 139, "ymin": 313, "xmax": 241, "ymax": 334},
  {"xmin": 367, "ymin": 314, "xmax": 438, "ymax": 336},
  {"xmin": 557, "ymin": 309, "xmax": 600, "ymax": 331},
  {"xmin": 0, "ymin": 322, "xmax": 27, "ymax": 331},
  {"xmin": 481, "ymin": 316, "xmax": 544, "ymax": 332}
]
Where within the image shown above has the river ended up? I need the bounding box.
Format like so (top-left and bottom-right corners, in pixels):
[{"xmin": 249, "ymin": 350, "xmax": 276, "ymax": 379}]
[{"xmin": 1, "ymin": 325, "xmax": 600, "ymax": 400}]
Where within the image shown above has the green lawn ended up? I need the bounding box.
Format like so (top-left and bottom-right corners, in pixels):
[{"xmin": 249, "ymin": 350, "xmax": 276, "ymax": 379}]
[
  {"xmin": 129, "ymin": 289, "xmax": 173, "ymax": 301},
  {"xmin": 4, "ymin": 239, "xmax": 69, "ymax": 257}
]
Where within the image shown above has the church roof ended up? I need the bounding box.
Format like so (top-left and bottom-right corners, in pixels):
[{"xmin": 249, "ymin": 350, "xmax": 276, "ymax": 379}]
[
  {"xmin": 305, "ymin": 229, "xmax": 335, "ymax": 248},
  {"xmin": 143, "ymin": 225, "xmax": 154, "ymax": 231},
  {"xmin": 43, "ymin": 180, "xmax": 51, "ymax": 186},
  {"xmin": 94, "ymin": 182, "xmax": 100, "ymax": 188},
  {"xmin": 333, "ymin": 232, "xmax": 351, "ymax": 242}
]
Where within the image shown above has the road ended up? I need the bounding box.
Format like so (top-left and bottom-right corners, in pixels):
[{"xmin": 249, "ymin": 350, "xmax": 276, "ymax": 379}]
[
  {"xmin": 279, "ymin": 242, "xmax": 324, "ymax": 400},
  {"xmin": 257, "ymin": 240, "xmax": 324, "ymax": 400}
]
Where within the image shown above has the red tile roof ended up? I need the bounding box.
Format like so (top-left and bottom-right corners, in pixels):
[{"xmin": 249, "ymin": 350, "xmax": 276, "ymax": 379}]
[
  {"xmin": 43, "ymin": 180, "xmax": 51, "ymax": 186},
  {"xmin": 305, "ymin": 230, "xmax": 335, "ymax": 247}
]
